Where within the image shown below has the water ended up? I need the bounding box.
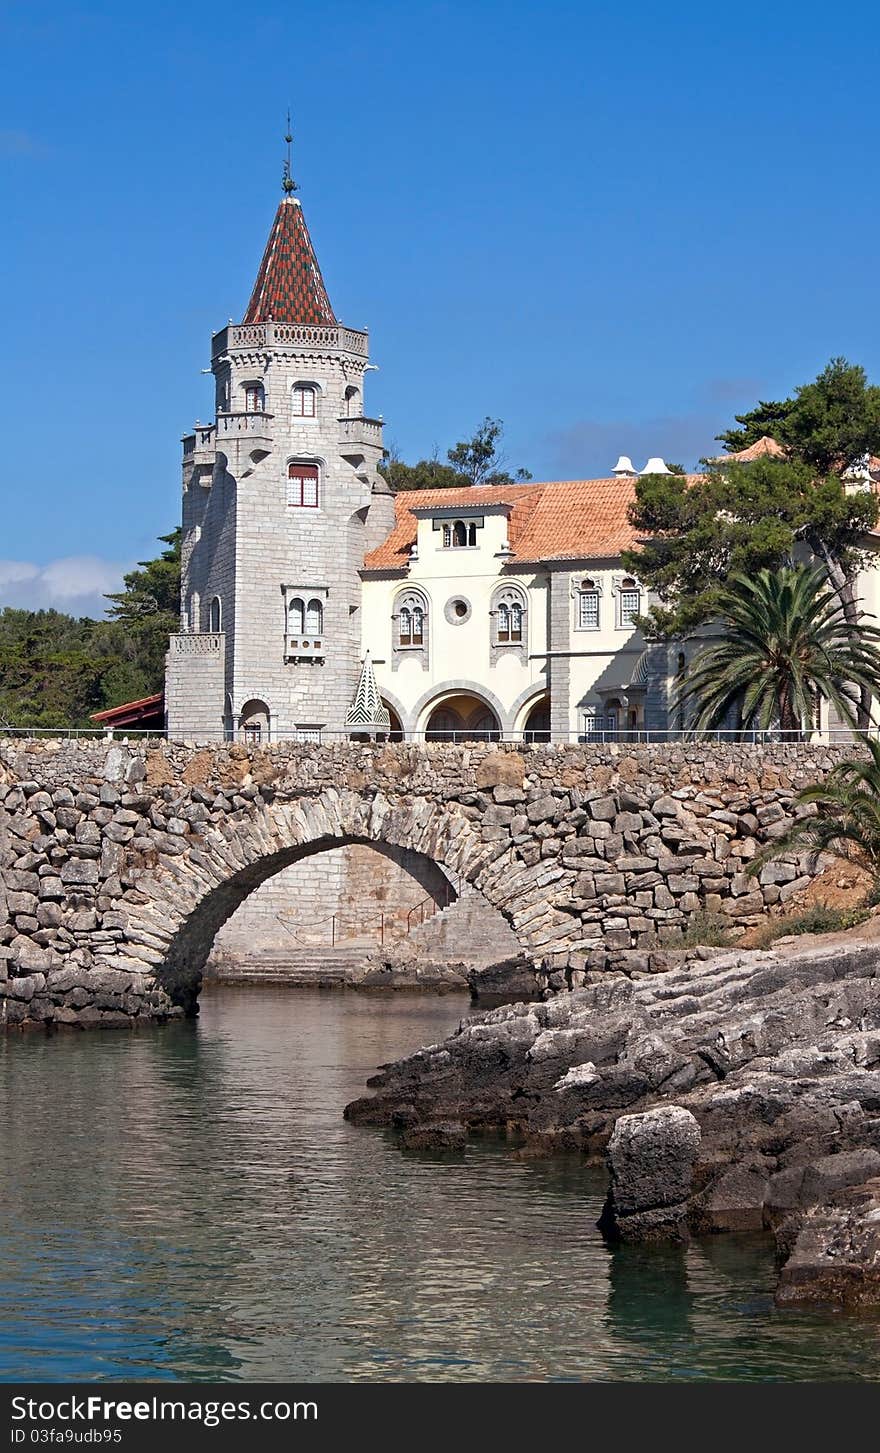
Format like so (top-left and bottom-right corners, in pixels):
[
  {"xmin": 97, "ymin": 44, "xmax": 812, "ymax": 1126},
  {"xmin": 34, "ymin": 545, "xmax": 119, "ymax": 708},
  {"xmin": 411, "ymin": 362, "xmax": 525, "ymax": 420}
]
[{"xmin": 0, "ymin": 987, "xmax": 878, "ymax": 1383}]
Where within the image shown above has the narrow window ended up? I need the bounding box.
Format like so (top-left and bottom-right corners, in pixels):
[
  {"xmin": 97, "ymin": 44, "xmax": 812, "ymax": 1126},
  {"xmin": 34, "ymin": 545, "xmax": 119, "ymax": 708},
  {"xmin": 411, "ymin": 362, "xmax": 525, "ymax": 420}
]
[
  {"xmin": 399, "ymin": 607, "xmax": 412, "ymax": 646},
  {"xmin": 619, "ymin": 580, "xmax": 640, "ymax": 627},
  {"xmin": 467, "ymin": 522, "xmax": 477, "ymax": 547},
  {"xmin": 411, "ymin": 606, "xmax": 424, "ymax": 645},
  {"xmin": 497, "ymin": 603, "xmax": 510, "ymax": 642},
  {"xmin": 244, "ymin": 384, "xmax": 264, "ymax": 413},
  {"xmin": 209, "ymin": 596, "xmax": 222, "ymax": 632},
  {"xmin": 452, "ymin": 520, "xmax": 467, "ymax": 547},
  {"xmin": 442, "ymin": 523, "xmax": 452, "ymax": 548},
  {"xmin": 292, "ymin": 384, "xmax": 317, "ymax": 418},
  {"xmin": 510, "ymin": 602, "xmax": 523, "ymax": 642},
  {"xmin": 287, "ymin": 463, "xmax": 319, "ymax": 508},
  {"xmin": 288, "ymin": 598, "xmax": 304, "ymax": 635},
  {"xmin": 305, "ymin": 599, "xmax": 323, "ymax": 634},
  {"xmin": 578, "ymin": 590, "xmax": 600, "ymax": 629}
]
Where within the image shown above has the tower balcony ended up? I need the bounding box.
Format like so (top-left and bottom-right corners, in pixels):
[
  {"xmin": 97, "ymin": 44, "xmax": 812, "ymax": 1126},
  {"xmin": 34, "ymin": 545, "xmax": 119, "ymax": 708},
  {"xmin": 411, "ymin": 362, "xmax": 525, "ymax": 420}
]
[
  {"xmin": 182, "ymin": 424, "xmax": 217, "ymax": 465},
  {"xmin": 338, "ymin": 416, "xmax": 384, "ymax": 451},
  {"xmin": 216, "ymin": 410, "xmax": 274, "ymax": 443},
  {"xmin": 212, "ymin": 321, "xmax": 369, "ymax": 360}
]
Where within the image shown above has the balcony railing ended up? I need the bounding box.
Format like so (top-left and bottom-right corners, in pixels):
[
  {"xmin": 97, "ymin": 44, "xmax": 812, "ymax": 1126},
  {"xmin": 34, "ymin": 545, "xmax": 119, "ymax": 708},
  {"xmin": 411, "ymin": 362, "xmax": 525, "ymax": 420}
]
[
  {"xmin": 170, "ymin": 632, "xmax": 224, "ymax": 656},
  {"xmin": 212, "ymin": 322, "xmax": 369, "ymax": 359},
  {"xmin": 284, "ymin": 635, "xmax": 325, "ymax": 661},
  {"xmin": 182, "ymin": 425, "xmax": 217, "ymax": 463},
  {"xmin": 337, "ymin": 415, "xmax": 384, "ymax": 449},
  {"xmin": 216, "ymin": 410, "xmax": 274, "ymax": 439}
]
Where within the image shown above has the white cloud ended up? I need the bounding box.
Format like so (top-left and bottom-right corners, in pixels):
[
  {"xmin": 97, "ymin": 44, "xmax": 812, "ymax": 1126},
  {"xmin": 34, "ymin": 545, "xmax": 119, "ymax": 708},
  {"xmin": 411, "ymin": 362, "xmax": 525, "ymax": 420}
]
[{"xmin": 0, "ymin": 556, "xmax": 129, "ymax": 619}]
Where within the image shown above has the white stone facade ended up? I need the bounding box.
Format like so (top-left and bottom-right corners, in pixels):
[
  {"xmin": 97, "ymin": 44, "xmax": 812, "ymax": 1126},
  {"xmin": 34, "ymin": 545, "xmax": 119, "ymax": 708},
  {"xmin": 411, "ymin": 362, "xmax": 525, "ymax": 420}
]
[{"xmin": 166, "ymin": 193, "xmax": 676, "ymax": 743}]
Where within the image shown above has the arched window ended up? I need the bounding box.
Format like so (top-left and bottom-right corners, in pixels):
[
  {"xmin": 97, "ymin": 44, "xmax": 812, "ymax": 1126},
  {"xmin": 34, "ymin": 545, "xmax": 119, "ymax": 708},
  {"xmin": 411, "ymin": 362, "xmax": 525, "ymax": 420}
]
[
  {"xmin": 452, "ymin": 520, "xmax": 467, "ymax": 547},
  {"xmin": 288, "ymin": 598, "xmax": 304, "ymax": 634},
  {"xmin": 305, "ymin": 598, "xmax": 323, "ymax": 634},
  {"xmin": 577, "ymin": 582, "xmax": 600, "ymax": 630},
  {"xmin": 209, "ymin": 596, "xmax": 222, "ymax": 632},
  {"xmin": 344, "ymin": 385, "xmax": 360, "ymax": 417},
  {"xmin": 467, "ymin": 522, "xmax": 477, "ymax": 547},
  {"xmin": 618, "ymin": 577, "xmax": 641, "ymax": 628},
  {"xmin": 394, "ymin": 590, "xmax": 429, "ymax": 663},
  {"xmin": 292, "ymin": 384, "xmax": 317, "ymax": 418},
  {"xmin": 287, "ymin": 462, "xmax": 319, "ymax": 508},
  {"xmin": 491, "ymin": 586, "xmax": 527, "ymax": 659},
  {"xmin": 244, "ymin": 383, "xmax": 264, "ymax": 413}
]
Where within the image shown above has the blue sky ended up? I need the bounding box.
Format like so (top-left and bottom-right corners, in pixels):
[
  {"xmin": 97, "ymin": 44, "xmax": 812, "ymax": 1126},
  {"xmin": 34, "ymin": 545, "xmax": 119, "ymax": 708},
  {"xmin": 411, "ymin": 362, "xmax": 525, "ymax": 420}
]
[{"xmin": 2, "ymin": 0, "xmax": 879, "ymax": 615}]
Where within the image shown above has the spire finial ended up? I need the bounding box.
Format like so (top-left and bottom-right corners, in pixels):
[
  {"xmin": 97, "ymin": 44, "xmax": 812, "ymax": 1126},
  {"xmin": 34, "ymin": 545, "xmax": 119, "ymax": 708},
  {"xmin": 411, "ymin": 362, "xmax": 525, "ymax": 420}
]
[{"xmin": 282, "ymin": 110, "xmax": 297, "ymax": 196}]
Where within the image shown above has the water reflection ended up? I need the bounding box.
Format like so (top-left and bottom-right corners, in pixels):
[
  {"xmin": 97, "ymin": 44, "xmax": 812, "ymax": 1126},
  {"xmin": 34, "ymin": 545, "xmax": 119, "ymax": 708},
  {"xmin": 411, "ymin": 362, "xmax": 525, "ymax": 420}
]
[{"xmin": 0, "ymin": 987, "xmax": 878, "ymax": 1382}]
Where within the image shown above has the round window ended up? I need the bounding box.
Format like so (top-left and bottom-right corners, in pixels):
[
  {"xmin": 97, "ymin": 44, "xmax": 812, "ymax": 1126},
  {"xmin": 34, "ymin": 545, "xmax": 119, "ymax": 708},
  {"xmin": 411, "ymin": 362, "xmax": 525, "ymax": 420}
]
[{"xmin": 444, "ymin": 596, "xmax": 472, "ymax": 625}]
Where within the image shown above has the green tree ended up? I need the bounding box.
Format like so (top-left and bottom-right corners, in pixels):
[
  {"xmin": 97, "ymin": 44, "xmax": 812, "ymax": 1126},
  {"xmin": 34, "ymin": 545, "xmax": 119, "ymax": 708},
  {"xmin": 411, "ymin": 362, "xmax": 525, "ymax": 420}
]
[
  {"xmin": 715, "ymin": 398, "xmax": 794, "ymax": 453},
  {"xmin": 749, "ymin": 738, "xmax": 880, "ymax": 882},
  {"xmin": 0, "ymin": 530, "xmax": 183, "ymax": 728},
  {"xmin": 104, "ymin": 528, "xmax": 182, "ymax": 687},
  {"xmin": 625, "ymin": 360, "xmax": 880, "ymax": 669},
  {"xmin": 675, "ymin": 565, "xmax": 880, "ymax": 735},
  {"xmin": 446, "ymin": 416, "xmax": 532, "ymax": 487},
  {"xmin": 380, "ymin": 418, "xmax": 532, "ymax": 492}
]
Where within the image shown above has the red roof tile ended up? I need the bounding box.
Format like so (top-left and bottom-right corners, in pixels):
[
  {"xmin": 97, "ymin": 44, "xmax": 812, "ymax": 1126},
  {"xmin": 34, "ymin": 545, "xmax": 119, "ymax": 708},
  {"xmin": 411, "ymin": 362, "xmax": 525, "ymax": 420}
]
[
  {"xmin": 242, "ymin": 198, "xmax": 336, "ymax": 326},
  {"xmin": 723, "ymin": 435, "xmax": 787, "ymax": 462},
  {"xmin": 90, "ymin": 693, "xmax": 164, "ymax": 727},
  {"xmin": 362, "ymin": 477, "xmax": 703, "ymax": 571}
]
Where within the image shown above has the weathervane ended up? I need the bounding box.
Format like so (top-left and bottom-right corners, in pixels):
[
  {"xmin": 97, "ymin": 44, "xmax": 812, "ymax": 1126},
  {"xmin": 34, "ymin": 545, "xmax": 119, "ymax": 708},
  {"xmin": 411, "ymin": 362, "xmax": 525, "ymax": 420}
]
[{"xmin": 282, "ymin": 110, "xmax": 298, "ymax": 196}]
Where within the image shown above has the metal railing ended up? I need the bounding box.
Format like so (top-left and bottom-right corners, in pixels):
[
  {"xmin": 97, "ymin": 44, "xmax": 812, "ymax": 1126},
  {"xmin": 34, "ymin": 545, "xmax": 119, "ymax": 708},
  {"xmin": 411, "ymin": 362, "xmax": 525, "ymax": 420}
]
[{"xmin": 1, "ymin": 725, "xmax": 878, "ymax": 747}]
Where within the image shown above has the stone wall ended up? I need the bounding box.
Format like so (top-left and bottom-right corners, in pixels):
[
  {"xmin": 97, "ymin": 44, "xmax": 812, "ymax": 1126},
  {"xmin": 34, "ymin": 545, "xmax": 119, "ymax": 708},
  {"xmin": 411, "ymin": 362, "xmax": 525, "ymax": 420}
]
[
  {"xmin": 209, "ymin": 843, "xmax": 450, "ymax": 960},
  {"xmin": 0, "ymin": 738, "xmax": 859, "ymax": 1030}
]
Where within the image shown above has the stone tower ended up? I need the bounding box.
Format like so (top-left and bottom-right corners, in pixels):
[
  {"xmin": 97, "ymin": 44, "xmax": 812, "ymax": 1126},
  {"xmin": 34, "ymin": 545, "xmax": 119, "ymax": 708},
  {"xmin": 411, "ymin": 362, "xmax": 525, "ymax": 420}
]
[{"xmin": 166, "ymin": 163, "xmax": 394, "ymax": 741}]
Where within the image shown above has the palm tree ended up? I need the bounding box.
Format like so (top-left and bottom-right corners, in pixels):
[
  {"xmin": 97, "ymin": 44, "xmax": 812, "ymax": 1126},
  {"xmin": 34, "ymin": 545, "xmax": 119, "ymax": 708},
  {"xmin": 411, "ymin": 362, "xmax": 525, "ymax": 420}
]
[
  {"xmin": 749, "ymin": 737, "xmax": 880, "ymax": 880},
  {"xmin": 675, "ymin": 564, "xmax": 880, "ymax": 736}
]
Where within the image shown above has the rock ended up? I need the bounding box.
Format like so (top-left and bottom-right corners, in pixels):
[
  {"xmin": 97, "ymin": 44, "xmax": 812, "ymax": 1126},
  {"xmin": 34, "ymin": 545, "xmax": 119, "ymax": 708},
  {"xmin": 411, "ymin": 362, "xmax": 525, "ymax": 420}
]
[
  {"xmin": 60, "ymin": 858, "xmax": 99, "ymax": 886},
  {"xmin": 601, "ymin": 1106, "xmax": 701, "ymax": 1243},
  {"xmin": 400, "ymin": 1122, "xmax": 467, "ymax": 1152},
  {"xmin": 475, "ymin": 752, "xmax": 524, "ymax": 789}
]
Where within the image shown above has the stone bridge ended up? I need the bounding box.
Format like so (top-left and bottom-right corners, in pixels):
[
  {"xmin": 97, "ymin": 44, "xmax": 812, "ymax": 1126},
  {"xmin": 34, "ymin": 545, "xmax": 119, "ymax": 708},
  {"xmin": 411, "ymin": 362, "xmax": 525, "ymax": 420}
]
[{"xmin": 0, "ymin": 737, "xmax": 849, "ymax": 1030}]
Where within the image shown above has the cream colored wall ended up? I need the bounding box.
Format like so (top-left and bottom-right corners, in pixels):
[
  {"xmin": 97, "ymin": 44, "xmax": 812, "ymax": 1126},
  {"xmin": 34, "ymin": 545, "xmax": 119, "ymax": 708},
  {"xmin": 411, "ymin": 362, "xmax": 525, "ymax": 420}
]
[{"xmin": 360, "ymin": 505, "xmax": 661, "ymax": 736}]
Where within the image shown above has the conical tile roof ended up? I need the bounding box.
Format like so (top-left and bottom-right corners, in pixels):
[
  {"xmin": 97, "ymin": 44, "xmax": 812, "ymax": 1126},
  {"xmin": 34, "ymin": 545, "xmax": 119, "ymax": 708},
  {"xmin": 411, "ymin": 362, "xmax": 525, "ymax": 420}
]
[
  {"xmin": 345, "ymin": 653, "xmax": 390, "ymax": 729},
  {"xmin": 242, "ymin": 198, "xmax": 336, "ymax": 326}
]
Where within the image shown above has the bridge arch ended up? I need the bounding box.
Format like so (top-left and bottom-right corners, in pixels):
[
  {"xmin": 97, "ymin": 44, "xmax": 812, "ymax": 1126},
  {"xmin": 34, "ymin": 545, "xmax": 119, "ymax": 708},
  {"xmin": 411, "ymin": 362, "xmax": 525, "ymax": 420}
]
[{"xmin": 118, "ymin": 786, "xmax": 550, "ymax": 1017}]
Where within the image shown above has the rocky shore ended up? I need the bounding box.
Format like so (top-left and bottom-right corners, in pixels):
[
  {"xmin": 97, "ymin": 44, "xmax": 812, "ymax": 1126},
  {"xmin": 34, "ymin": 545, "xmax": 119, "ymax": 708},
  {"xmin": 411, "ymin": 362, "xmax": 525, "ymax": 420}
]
[{"xmin": 346, "ymin": 927, "xmax": 880, "ymax": 1307}]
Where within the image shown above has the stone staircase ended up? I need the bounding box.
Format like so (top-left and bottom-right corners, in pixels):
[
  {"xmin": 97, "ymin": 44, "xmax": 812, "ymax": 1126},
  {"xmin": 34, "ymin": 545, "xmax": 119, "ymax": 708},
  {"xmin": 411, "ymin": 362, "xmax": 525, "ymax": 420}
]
[{"xmin": 204, "ymin": 947, "xmax": 367, "ymax": 989}]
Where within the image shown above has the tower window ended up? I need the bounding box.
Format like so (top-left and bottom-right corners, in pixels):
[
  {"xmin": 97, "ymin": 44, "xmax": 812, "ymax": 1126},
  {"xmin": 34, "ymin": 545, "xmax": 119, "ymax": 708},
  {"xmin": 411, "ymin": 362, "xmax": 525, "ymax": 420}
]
[
  {"xmin": 292, "ymin": 384, "xmax": 317, "ymax": 418},
  {"xmin": 305, "ymin": 598, "xmax": 323, "ymax": 634},
  {"xmin": 244, "ymin": 384, "xmax": 264, "ymax": 413},
  {"xmin": 287, "ymin": 462, "xmax": 319, "ymax": 508},
  {"xmin": 209, "ymin": 596, "xmax": 222, "ymax": 632}
]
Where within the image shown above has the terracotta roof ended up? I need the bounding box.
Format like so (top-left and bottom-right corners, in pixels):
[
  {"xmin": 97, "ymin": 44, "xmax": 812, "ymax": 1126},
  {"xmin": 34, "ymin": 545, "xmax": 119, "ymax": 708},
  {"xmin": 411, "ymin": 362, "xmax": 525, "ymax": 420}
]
[
  {"xmin": 723, "ymin": 435, "xmax": 787, "ymax": 462},
  {"xmin": 242, "ymin": 198, "xmax": 336, "ymax": 326},
  {"xmin": 362, "ymin": 477, "xmax": 702, "ymax": 571},
  {"xmin": 90, "ymin": 692, "xmax": 164, "ymax": 728}
]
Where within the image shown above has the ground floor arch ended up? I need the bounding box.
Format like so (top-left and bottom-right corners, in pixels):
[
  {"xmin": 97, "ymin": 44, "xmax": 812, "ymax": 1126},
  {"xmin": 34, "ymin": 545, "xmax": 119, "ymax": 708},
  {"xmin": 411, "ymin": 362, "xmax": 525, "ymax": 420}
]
[{"xmin": 419, "ymin": 688, "xmax": 502, "ymax": 741}]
